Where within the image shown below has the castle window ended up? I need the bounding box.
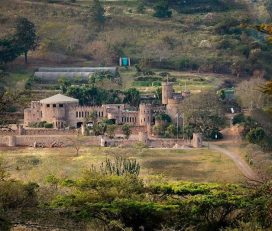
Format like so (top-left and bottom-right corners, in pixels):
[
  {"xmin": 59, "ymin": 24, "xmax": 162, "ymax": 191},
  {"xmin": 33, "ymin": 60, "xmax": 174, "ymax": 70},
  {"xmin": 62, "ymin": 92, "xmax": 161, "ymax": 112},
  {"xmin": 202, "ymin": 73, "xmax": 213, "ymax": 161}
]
[
  {"xmin": 46, "ymin": 104, "xmax": 50, "ymax": 108},
  {"xmin": 53, "ymin": 104, "xmax": 56, "ymax": 108},
  {"xmin": 101, "ymin": 112, "xmax": 103, "ymax": 117},
  {"xmin": 76, "ymin": 112, "xmax": 78, "ymax": 118},
  {"xmin": 59, "ymin": 104, "xmax": 63, "ymax": 108}
]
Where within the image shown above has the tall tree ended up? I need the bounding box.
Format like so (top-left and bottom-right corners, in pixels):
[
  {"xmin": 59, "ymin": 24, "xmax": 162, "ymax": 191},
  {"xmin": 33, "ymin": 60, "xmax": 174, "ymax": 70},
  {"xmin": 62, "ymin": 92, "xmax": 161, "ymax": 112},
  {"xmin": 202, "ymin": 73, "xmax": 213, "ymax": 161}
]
[
  {"xmin": 14, "ymin": 17, "xmax": 38, "ymax": 64},
  {"xmin": 123, "ymin": 88, "xmax": 141, "ymax": 107},
  {"xmin": 88, "ymin": 0, "xmax": 105, "ymax": 30}
]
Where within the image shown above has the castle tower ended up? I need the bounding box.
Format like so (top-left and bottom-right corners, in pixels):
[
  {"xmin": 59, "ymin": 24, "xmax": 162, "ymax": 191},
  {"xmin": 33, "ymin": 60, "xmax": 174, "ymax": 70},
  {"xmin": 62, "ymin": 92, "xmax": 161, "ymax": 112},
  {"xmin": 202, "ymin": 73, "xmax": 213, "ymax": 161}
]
[
  {"xmin": 139, "ymin": 103, "xmax": 152, "ymax": 126},
  {"xmin": 166, "ymin": 99, "xmax": 183, "ymax": 126},
  {"xmin": 162, "ymin": 82, "xmax": 173, "ymax": 105}
]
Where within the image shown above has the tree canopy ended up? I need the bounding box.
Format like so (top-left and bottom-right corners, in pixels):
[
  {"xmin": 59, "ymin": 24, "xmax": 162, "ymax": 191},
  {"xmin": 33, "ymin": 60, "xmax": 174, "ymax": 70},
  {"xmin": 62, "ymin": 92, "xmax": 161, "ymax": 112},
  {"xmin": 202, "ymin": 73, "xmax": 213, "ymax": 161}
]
[
  {"xmin": 14, "ymin": 17, "xmax": 38, "ymax": 64},
  {"xmin": 0, "ymin": 17, "xmax": 38, "ymax": 65}
]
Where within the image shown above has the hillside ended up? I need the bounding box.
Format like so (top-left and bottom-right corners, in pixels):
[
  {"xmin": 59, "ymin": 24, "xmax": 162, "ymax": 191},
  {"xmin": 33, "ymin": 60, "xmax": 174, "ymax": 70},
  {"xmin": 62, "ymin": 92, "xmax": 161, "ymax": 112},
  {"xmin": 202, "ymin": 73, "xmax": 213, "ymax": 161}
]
[{"xmin": 1, "ymin": 0, "xmax": 272, "ymax": 78}]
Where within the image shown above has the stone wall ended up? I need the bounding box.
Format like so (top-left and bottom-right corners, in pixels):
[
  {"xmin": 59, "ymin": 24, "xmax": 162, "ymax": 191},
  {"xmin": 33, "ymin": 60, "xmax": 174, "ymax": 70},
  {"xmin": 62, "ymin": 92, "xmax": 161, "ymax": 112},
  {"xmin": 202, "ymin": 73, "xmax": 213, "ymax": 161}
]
[
  {"xmin": 0, "ymin": 135, "xmax": 100, "ymax": 147},
  {"xmin": 24, "ymin": 129, "xmax": 77, "ymax": 135},
  {"xmin": 115, "ymin": 126, "xmax": 146, "ymax": 135},
  {"xmin": 0, "ymin": 136, "xmax": 9, "ymax": 146},
  {"xmin": 149, "ymin": 138, "xmax": 191, "ymax": 148}
]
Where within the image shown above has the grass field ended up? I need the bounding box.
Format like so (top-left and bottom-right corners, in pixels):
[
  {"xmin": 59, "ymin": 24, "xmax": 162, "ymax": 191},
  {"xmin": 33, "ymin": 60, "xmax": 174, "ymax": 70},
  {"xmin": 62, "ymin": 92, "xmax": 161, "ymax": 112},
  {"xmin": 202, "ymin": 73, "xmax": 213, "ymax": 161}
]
[
  {"xmin": 121, "ymin": 69, "xmax": 227, "ymax": 93},
  {"xmin": 0, "ymin": 146, "xmax": 243, "ymax": 184}
]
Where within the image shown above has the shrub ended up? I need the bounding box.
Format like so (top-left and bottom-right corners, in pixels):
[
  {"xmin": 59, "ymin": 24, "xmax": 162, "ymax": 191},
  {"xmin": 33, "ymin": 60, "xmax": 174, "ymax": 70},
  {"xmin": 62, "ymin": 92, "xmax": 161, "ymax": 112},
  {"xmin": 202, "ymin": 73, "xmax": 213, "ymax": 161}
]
[
  {"xmin": 155, "ymin": 113, "xmax": 171, "ymax": 123},
  {"xmin": 153, "ymin": 0, "xmax": 172, "ymax": 18},
  {"xmin": 246, "ymin": 127, "xmax": 266, "ymax": 144},
  {"xmin": 259, "ymin": 136, "xmax": 272, "ymax": 152},
  {"xmin": 232, "ymin": 113, "xmax": 245, "ymax": 125},
  {"xmin": 122, "ymin": 124, "xmax": 132, "ymax": 139},
  {"xmin": 44, "ymin": 123, "xmax": 53, "ymax": 128}
]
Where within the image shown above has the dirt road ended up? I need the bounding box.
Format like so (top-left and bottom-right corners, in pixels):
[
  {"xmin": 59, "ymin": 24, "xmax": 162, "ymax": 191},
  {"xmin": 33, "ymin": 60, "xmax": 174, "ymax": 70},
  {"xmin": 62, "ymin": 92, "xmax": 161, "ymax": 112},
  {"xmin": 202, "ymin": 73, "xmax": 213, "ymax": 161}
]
[
  {"xmin": 206, "ymin": 126, "xmax": 258, "ymax": 180},
  {"xmin": 207, "ymin": 143, "xmax": 258, "ymax": 180}
]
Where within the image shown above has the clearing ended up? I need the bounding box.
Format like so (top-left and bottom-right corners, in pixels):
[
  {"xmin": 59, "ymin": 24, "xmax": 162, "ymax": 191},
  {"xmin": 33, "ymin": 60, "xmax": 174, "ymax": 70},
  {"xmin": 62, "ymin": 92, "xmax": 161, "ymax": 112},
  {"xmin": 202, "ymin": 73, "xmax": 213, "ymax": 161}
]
[{"xmin": 0, "ymin": 146, "xmax": 243, "ymax": 184}]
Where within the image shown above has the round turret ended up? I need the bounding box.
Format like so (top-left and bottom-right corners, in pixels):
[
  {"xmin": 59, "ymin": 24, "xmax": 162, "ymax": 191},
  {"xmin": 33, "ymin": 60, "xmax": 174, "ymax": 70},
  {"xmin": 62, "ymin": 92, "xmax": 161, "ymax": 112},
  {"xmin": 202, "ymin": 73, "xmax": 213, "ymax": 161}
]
[{"xmin": 40, "ymin": 94, "xmax": 79, "ymax": 128}]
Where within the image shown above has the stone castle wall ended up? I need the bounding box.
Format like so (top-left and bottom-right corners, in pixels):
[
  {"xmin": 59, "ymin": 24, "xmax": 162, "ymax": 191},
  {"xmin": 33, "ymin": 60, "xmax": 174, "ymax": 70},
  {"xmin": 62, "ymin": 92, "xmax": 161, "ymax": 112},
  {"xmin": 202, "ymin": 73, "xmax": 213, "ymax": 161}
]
[{"xmin": 0, "ymin": 135, "xmax": 100, "ymax": 147}]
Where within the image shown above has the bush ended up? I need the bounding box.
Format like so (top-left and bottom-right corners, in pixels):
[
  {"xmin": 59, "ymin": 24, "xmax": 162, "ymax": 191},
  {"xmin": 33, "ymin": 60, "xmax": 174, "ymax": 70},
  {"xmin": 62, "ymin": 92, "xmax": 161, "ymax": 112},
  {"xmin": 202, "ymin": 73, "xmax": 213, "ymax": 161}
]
[
  {"xmin": 155, "ymin": 113, "xmax": 171, "ymax": 123},
  {"xmin": 232, "ymin": 113, "xmax": 245, "ymax": 125},
  {"xmin": 44, "ymin": 123, "xmax": 53, "ymax": 128},
  {"xmin": 259, "ymin": 136, "xmax": 272, "ymax": 152},
  {"xmin": 246, "ymin": 127, "xmax": 266, "ymax": 144},
  {"xmin": 153, "ymin": 0, "xmax": 172, "ymax": 18}
]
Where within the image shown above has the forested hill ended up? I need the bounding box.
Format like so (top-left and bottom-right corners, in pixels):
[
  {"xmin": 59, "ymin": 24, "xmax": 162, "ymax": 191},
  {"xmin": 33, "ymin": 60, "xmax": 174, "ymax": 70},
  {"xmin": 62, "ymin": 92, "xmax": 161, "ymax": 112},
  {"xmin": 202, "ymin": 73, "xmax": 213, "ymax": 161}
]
[{"xmin": 1, "ymin": 0, "xmax": 272, "ymax": 78}]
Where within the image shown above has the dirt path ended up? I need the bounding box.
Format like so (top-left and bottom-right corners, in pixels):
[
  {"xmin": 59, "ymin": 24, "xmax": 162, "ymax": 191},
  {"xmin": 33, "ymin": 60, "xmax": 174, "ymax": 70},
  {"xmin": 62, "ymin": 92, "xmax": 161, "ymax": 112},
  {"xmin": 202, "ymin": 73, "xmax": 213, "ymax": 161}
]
[
  {"xmin": 207, "ymin": 143, "xmax": 258, "ymax": 180},
  {"xmin": 206, "ymin": 126, "xmax": 258, "ymax": 180}
]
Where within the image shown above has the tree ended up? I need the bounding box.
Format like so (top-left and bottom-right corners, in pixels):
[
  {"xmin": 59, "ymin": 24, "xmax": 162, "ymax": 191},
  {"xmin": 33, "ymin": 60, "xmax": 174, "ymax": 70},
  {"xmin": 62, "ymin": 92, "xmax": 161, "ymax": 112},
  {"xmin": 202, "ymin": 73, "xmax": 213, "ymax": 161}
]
[
  {"xmin": 106, "ymin": 124, "xmax": 117, "ymax": 139},
  {"xmin": 246, "ymin": 127, "xmax": 266, "ymax": 144},
  {"xmin": 66, "ymin": 135, "xmax": 86, "ymax": 156},
  {"xmin": 88, "ymin": 0, "xmax": 105, "ymax": 30},
  {"xmin": 165, "ymin": 124, "xmax": 176, "ymax": 138},
  {"xmin": 122, "ymin": 124, "xmax": 132, "ymax": 139},
  {"xmin": 14, "ymin": 17, "xmax": 38, "ymax": 64},
  {"xmin": 58, "ymin": 77, "xmax": 72, "ymax": 94},
  {"xmin": 93, "ymin": 123, "xmax": 107, "ymax": 136},
  {"xmin": 153, "ymin": 0, "xmax": 172, "ymax": 18},
  {"xmin": 123, "ymin": 88, "xmax": 141, "ymax": 107},
  {"xmin": 0, "ymin": 38, "xmax": 21, "ymax": 65},
  {"xmin": 235, "ymin": 78, "xmax": 269, "ymax": 110},
  {"xmin": 179, "ymin": 91, "xmax": 225, "ymax": 139}
]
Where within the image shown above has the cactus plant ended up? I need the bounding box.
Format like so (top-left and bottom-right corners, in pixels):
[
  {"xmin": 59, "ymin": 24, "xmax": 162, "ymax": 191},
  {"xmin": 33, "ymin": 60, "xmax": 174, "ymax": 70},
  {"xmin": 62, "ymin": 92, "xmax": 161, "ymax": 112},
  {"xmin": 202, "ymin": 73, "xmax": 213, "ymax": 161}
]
[{"xmin": 100, "ymin": 156, "xmax": 140, "ymax": 176}]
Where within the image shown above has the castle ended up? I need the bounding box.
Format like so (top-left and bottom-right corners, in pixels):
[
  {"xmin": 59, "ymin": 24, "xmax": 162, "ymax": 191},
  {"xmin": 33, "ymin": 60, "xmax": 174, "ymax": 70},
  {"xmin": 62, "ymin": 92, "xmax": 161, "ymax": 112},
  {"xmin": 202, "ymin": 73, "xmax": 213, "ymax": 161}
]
[{"xmin": 24, "ymin": 82, "xmax": 188, "ymax": 129}]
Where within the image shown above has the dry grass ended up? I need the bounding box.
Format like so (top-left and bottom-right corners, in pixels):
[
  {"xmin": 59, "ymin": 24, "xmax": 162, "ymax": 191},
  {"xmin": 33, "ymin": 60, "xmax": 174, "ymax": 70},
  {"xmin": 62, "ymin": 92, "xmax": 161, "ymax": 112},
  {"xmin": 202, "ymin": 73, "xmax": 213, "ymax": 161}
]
[{"xmin": 0, "ymin": 146, "xmax": 243, "ymax": 184}]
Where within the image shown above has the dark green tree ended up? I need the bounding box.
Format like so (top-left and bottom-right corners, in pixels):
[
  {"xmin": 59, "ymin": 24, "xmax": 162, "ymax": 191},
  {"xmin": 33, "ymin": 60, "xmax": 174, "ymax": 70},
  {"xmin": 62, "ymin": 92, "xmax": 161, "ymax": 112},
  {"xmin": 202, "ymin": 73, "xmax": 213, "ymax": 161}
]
[
  {"xmin": 14, "ymin": 17, "xmax": 38, "ymax": 64},
  {"xmin": 153, "ymin": 0, "xmax": 172, "ymax": 18},
  {"xmin": 123, "ymin": 88, "xmax": 141, "ymax": 107},
  {"xmin": 246, "ymin": 127, "xmax": 266, "ymax": 144},
  {"xmin": 0, "ymin": 38, "xmax": 21, "ymax": 65},
  {"xmin": 88, "ymin": 0, "xmax": 105, "ymax": 30}
]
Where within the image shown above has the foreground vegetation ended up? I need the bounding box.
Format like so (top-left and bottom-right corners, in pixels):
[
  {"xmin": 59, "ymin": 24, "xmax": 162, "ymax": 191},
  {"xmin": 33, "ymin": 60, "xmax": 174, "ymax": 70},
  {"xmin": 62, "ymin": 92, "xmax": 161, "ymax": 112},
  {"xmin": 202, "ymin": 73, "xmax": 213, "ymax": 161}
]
[{"xmin": 0, "ymin": 151, "xmax": 271, "ymax": 231}]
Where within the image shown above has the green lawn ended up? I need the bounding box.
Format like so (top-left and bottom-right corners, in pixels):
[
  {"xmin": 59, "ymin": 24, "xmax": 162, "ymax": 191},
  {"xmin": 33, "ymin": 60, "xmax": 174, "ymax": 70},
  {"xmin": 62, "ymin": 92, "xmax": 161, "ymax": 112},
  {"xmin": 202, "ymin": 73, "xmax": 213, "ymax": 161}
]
[
  {"xmin": 120, "ymin": 69, "xmax": 227, "ymax": 93},
  {"xmin": 0, "ymin": 146, "xmax": 243, "ymax": 184}
]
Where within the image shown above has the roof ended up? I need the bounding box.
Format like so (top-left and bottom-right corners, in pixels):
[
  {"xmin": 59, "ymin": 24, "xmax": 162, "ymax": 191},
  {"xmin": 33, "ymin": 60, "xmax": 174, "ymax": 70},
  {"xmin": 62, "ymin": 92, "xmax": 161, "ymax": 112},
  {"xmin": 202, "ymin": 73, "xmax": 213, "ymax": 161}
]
[{"xmin": 40, "ymin": 94, "xmax": 79, "ymax": 104}]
